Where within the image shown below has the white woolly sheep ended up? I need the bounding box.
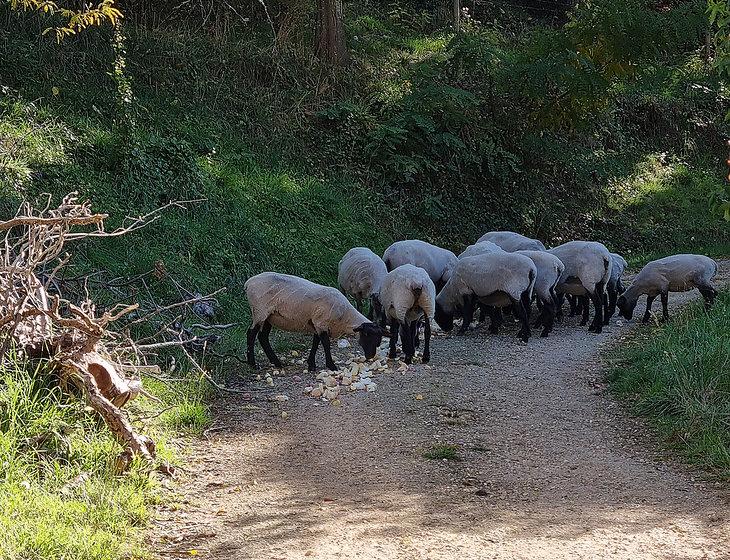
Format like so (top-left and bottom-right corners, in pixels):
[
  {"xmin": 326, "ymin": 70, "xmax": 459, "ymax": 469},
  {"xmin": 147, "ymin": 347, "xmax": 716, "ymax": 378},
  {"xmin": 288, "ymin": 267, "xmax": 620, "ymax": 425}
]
[
  {"xmin": 434, "ymin": 252, "xmax": 537, "ymax": 342},
  {"xmin": 383, "ymin": 240, "xmax": 458, "ymax": 293},
  {"xmin": 567, "ymin": 251, "xmax": 628, "ymax": 325},
  {"xmin": 477, "ymin": 231, "xmax": 546, "ymax": 252},
  {"xmin": 617, "ymin": 254, "xmax": 718, "ymax": 323},
  {"xmin": 338, "ymin": 247, "xmax": 388, "ymax": 323},
  {"xmin": 515, "ymin": 249, "xmax": 565, "ymax": 337},
  {"xmin": 458, "ymin": 241, "xmax": 505, "ymax": 259},
  {"xmin": 548, "ymin": 241, "xmax": 612, "ymax": 333},
  {"xmin": 245, "ymin": 272, "xmax": 387, "ymax": 371},
  {"xmin": 379, "ymin": 264, "xmax": 436, "ymax": 364}
]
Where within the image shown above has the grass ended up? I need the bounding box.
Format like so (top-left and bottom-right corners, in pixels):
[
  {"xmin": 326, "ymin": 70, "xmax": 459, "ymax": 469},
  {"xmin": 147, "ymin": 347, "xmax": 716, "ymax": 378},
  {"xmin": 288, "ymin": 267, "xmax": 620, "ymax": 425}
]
[
  {"xmin": 423, "ymin": 443, "xmax": 461, "ymax": 461},
  {"xmin": 0, "ymin": 359, "xmax": 211, "ymax": 560},
  {"xmin": 608, "ymin": 290, "xmax": 730, "ymax": 478}
]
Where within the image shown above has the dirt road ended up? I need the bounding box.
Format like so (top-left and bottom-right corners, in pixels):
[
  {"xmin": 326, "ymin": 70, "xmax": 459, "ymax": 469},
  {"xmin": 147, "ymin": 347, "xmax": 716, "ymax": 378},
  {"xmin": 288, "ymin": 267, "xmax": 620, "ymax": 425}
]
[{"xmin": 152, "ymin": 262, "xmax": 730, "ymax": 560}]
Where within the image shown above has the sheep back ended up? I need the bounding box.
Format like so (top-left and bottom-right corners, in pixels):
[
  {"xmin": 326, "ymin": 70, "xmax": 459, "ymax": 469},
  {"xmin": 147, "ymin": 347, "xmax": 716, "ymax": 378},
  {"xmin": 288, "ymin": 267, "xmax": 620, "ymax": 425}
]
[
  {"xmin": 458, "ymin": 241, "xmax": 505, "ymax": 259},
  {"xmin": 245, "ymin": 272, "xmax": 368, "ymax": 338},
  {"xmin": 438, "ymin": 252, "xmax": 537, "ymax": 311},
  {"xmin": 477, "ymin": 231, "xmax": 546, "ymax": 252},
  {"xmin": 548, "ymin": 241, "xmax": 612, "ymax": 296},
  {"xmin": 609, "ymin": 252, "xmax": 628, "ymax": 285},
  {"xmin": 632, "ymin": 254, "xmax": 718, "ymax": 296},
  {"xmin": 338, "ymin": 247, "xmax": 388, "ymax": 301},
  {"xmin": 516, "ymin": 250, "xmax": 565, "ymax": 300},
  {"xmin": 380, "ymin": 264, "xmax": 436, "ymax": 323},
  {"xmin": 382, "ymin": 240, "xmax": 458, "ymax": 286}
]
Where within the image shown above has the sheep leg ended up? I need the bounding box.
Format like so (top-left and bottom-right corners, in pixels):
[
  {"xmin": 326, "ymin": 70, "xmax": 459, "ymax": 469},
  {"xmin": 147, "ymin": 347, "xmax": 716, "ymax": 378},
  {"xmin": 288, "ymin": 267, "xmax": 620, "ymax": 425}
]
[
  {"xmin": 580, "ymin": 295, "xmax": 590, "ymax": 326},
  {"xmin": 642, "ymin": 295, "xmax": 656, "ymax": 323},
  {"xmin": 568, "ymin": 295, "xmax": 579, "ymax": 317},
  {"xmin": 604, "ymin": 282, "xmax": 617, "ymax": 325},
  {"xmin": 520, "ymin": 289, "xmax": 532, "ymax": 320},
  {"xmin": 388, "ymin": 317, "xmax": 399, "ymax": 359},
  {"xmin": 401, "ymin": 321, "xmax": 415, "ymax": 364},
  {"xmin": 318, "ymin": 332, "xmax": 337, "ymax": 371},
  {"xmin": 698, "ymin": 285, "xmax": 718, "ymax": 310},
  {"xmin": 512, "ymin": 297, "xmax": 531, "ymax": 343},
  {"xmin": 257, "ymin": 322, "xmax": 283, "ymax": 368},
  {"xmin": 588, "ymin": 282, "xmax": 605, "ymax": 333},
  {"xmin": 660, "ymin": 291, "xmax": 669, "ymax": 322},
  {"xmin": 246, "ymin": 324, "xmax": 261, "ymax": 368},
  {"xmin": 458, "ymin": 298, "xmax": 475, "ymax": 334},
  {"xmin": 413, "ymin": 319, "xmax": 421, "ymax": 349},
  {"xmin": 488, "ymin": 306, "xmax": 503, "ymax": 334},
  {"xmin": 422, "ymin": 317, "xmax": 431, "ymax": 363},
  {"xmin": 540, "ymin": 300, "xmax": 556, "ymax": 337},
  {"xmin": 307, "ymin": 334, "xmax": 320, "ymax": 372},
  {"xmin": 555, "ymin": 292, "xmax": 565, "ymax": 320}
]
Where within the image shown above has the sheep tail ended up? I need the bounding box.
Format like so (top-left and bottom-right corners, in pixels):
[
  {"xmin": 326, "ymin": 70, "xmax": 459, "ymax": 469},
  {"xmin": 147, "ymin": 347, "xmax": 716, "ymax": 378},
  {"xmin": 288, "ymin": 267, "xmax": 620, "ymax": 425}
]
[
  {"xmin": 528, "ymin": 268, "xmax": 536, "ymax": 300},
  {"xmin": 412, "ymin": 286, "xmax": 423, "ymax": 300}
]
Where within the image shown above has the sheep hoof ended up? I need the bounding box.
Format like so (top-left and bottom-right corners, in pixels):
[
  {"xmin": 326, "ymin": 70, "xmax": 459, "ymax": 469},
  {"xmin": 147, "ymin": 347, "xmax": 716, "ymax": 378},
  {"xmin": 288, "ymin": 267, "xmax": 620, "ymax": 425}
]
[
  {"xmin": 404, "ymin": 356, "xmax": 413, "ymax": 365},
  {"xmin": 540, "ymin": 330, "xmax": 550, "ymax": 338},
  {"xmin": 421, "ymin": 354, "xmax": 430, "ymax": 364},
  {"xmin": 326, "ymin": 362, "xmax": 338, "ymax": 371}
]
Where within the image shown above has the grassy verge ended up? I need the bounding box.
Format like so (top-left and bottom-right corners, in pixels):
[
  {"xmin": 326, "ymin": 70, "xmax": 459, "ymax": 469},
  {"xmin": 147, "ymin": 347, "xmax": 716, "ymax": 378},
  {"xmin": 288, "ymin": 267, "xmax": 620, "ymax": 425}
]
[
  {"xmin": 0, "ymin": 360, "xmax": 210, "ymax": 560},
  {"xmin": 608, "ymin": 291, "xmax": 730, "ymax": 478}
]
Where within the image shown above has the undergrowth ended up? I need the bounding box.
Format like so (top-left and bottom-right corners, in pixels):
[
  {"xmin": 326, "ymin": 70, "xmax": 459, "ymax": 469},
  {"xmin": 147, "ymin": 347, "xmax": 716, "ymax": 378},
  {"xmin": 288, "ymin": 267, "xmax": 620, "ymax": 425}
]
[{"xmin": 608, "ymin": 291, "xmax": 730, "ymax": 478}]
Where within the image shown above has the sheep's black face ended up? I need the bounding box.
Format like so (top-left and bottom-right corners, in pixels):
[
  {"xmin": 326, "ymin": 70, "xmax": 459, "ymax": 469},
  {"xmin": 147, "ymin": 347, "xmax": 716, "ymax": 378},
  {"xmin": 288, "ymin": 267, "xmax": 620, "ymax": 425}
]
[
  {"xmin": 354, "ymin": 322, "xmax": 385, "ymax": 359},
  {"xmin": 617, "ymin": 295, "xmax": 635, "ymax": 320},
  {"xmin": 434, "ymin": 302, "xmax": 454, "ymax": 332}
]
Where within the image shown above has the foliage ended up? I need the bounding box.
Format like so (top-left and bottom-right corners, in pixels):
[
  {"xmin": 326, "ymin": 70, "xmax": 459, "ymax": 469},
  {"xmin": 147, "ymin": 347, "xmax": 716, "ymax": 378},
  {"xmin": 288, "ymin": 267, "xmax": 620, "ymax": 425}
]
[
  {"xmin": 8, "ymin": 0, "xmax": 122, "ymax": 41},
  {"xmin": 608, "ymin": 291, "xmax": 730, "ymax": 478},
  {"xmin": 423, "ymin": 443, "xmax": 461, "ymax": 460}
]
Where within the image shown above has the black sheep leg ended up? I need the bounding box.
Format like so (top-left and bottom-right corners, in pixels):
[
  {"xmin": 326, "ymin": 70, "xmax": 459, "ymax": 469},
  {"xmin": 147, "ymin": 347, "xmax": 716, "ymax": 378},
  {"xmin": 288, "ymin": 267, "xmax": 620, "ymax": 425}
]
[
  {"xmin": 246, "ymin": 324, "xmax": 261, "ymax": 367},
  {"xmin": 512, "ymin": 295, "xmax": 531, "ymax": 343},
  {"xmin": 478, "ymin": 304, "xmax": 488, "ymax": 323},
  {"xmin": 540, "ymin": 300, "xmax": 556, "ymax": 337},
  {"xmin": 307, "ymin": 334, "xmax": 320, "ymax": 372},
  {"xmin": 487, "ymin": 306, "xmax": 503, "ymax": 334},
  {"xmin": 660, "ymin": 291, "xmax": 669, "ymax": 322},
  {"xmin": 588, "ymin": 282, "xmax": 605, "ymax": 333},
  {"xmin": 458, "ymin": 298, "xmax": 475, "ymax": 334},
  {"xmin": 258, "ymin": 322, "xmax": 283, "ymax": 367},
  {"xmin": 604, "ymin": 283, "xmax": 617, "ymax": 325},
  {"xmin": 388, "ymin": 317, "xmax": 399, "ymax": 359},
  {"xmin": 698, "ymin": 285, "xmax": 718, "ymax": 310},
  {"xmin": 422, "ymin": 317, "xmax": 431, "ymax": 363},
  {"xmin": 580, "ymin": 295, "xmax": 590, "ymax": 326},
  {"xmin": 319, "ymin": 331, "xmax": 337, "ymax": 371},
  {"xmin": 401, "ymin": 321, "xmax": 416, "ymax": 364},
  {"xmin": 642, "ymin": 295, "xmax": 656, "ymax": 323}
]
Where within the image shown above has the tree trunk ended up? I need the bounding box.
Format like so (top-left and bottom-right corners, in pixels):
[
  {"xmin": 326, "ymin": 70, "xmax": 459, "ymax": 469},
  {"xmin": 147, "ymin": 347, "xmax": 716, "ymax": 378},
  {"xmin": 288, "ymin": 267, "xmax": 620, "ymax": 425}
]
[
  {"xmin": 453, "ymin": 0, "xmax": 461, "ymax": 32},
  {"xmin": 316, "ymin": 0, "xmax": 348, "ymax": 66}
]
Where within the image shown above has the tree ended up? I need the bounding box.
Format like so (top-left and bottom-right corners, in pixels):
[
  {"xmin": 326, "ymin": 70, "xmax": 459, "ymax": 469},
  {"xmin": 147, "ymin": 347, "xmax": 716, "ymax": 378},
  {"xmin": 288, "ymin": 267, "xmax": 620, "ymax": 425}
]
[
  {"xmin": 315, "ymin": 0, "xmax": 348, "ymax": 65},
  {"xmin": 7, "ymin": 0, "xmax": 122, "ymax": 41},
  {"xmin": 453, "ymin": 0, "xmax": 460, "ymax": 32}
]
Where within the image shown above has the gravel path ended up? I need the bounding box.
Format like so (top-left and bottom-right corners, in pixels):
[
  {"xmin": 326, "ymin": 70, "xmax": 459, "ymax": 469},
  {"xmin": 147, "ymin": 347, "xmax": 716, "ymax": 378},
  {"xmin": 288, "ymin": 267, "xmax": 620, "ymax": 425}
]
[{"xmin": 152, "ymin": 261, "xmax": 730, "ymax": 560}]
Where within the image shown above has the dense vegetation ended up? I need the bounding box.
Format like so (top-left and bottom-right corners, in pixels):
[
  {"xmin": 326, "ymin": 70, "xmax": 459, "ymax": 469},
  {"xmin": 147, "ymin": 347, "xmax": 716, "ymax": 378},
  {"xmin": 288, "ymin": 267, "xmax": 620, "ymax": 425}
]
[
  {"xmin": 609, "ymin": 290, "xmax": 730, "ymax": 477},
  {"xmin": 1, "ymin": 0, "xmax": 730, "ymax": 558}
]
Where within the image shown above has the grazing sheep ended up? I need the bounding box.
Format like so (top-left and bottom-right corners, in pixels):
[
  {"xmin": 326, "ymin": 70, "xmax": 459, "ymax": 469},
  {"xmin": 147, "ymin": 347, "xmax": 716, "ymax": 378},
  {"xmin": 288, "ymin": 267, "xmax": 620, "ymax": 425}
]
[
  {"xmin": 383, "ymin": 240, "xmax": 458, "ymax": 292},
  {"xmin": 515, "ymin": 250, "xmax": 565, "ymax": 337},
  {"xmin": 477, "ymin": 231, "xmax": 546, "ymax": 252},
  {"xmin": 617, "ymin": 254, "xmax": 718, "ymax": 323},
  {"xmin": 458, "ymin": 241, "xmax": 505, "ymax": 259},
  {"xmin": 379, "ymin": 264, "xmax": 436, "ymax": 364},
  {"xmin": 567, "ymin": 251, "xmax": 629, "ymax": 324},
  {"xmin": 245, "ymin": 272, "xmax": 387, "ymax": 371},
  {"xmin": 604, "ymin": 252, "xmax": 628, "ymax": 323},
  {"xmin": 338, "ymin": 247, "xmax": 388, "ymax": 323},
  {"xmin": 548, "ymin": 241, "xmax": 612, "ymax": 333},
  {"xmin": 434, "ymin": 252, "xmax": 537, "ymax": 342}
]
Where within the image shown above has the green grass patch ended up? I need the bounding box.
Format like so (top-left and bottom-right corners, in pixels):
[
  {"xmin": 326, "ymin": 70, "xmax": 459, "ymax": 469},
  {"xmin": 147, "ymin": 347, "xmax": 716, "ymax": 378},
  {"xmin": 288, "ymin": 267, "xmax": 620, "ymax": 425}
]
[
  {"xmin": 423, "ymin": 443, "xmax": 461, "ymax": 461},
  {"xmin": 608, "ymin": 291, "xmax": 730, "ymax": 478},
  {"xmin": 0, "ymin": 358, "xmax": 207, "ymax": 559}
]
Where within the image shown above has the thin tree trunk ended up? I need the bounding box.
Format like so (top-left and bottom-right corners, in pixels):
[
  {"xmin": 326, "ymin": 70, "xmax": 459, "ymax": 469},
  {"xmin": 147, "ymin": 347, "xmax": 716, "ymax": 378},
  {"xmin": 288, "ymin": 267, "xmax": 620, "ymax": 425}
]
[
  {"xmin": 453, "ymin": 0, "xmax": 461, "ymax": 32},
  {"xmin": 316, "ymin": 0, "xmax": 348, "ymax": 65}
]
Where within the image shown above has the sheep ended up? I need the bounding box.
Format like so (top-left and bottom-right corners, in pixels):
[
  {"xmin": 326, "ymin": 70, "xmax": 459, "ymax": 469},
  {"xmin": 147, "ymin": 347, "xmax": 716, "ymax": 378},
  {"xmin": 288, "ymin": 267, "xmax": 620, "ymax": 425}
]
[
  {"xmin": 477, "ymin": 231, "xmax": 546, "ymax": 252},
  {"xmin": 244, "ymin": 272, "xmax": 388, "ymax": 372},
  {"xmin": 567, "ymin": 251, "xmax": 628, "ymax": 324},
  {"xmin": 434, "ymin": 252, "xmax": 537, "ymax": 342},
  {"xmin": 458, "ymin": 241, "xmax": 505, "ymax": 259},
  {"xmin": 548, "ymin": 241, "xmax": 612, "ymax": 333},
  {"xmin": 515, "ymin": 249, "xmax": 565, "ymax": 337},
  {"xmin": 337, "ymin": 247, "xmax": 388, "ymax": 323},
  {"xmin": 379, "ymin": 264, "xmax": 436, "ymax": 364},
  {"xmin": 383, "ymin": 240, "xmax": 458, "ymax": 293},
  {"xmin": 617, "ymin": 254, "xmax": 718, "ymax": 323}
]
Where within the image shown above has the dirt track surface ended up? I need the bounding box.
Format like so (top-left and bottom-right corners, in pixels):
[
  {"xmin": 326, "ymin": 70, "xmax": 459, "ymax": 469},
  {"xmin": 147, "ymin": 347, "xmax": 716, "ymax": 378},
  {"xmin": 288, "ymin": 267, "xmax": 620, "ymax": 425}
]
[{"xmin": 152, "ymin": 261, "xmax": 730, "ymax": 560}]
